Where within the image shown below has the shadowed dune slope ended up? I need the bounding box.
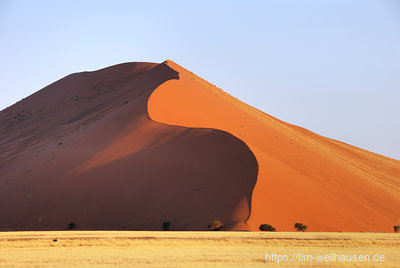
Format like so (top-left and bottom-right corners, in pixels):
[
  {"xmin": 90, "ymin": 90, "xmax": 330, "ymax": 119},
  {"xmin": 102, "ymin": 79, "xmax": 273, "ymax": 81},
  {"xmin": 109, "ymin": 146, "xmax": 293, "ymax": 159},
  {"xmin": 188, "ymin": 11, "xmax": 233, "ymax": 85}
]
[
  {"xmin": 148, "ymin": 60, "xmax": 400, "ymax": 232},
  {"xmin": 0, "ymin": 62, "xmax": 258, "ymax": 231}
]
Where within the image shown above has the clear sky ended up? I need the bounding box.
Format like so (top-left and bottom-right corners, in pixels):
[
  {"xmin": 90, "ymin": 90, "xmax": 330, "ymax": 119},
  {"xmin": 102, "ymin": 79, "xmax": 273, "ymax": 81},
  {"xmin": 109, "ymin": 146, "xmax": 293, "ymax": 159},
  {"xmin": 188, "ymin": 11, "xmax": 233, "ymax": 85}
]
[{"xmin": 1, "ymin": 0, "xmax": 399, "ymax": 160}]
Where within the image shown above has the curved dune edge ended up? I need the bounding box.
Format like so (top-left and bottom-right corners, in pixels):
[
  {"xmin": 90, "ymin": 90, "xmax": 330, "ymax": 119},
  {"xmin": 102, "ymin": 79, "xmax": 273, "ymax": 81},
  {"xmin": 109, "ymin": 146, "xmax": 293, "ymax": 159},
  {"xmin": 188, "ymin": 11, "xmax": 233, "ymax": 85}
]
[
  {"xmin": 0, "ymin": 61, "xmax": 258, "ymax": 231},
  {"xmin": 148, "ymin": 60, "xmax": 400, "ymax": 232}
]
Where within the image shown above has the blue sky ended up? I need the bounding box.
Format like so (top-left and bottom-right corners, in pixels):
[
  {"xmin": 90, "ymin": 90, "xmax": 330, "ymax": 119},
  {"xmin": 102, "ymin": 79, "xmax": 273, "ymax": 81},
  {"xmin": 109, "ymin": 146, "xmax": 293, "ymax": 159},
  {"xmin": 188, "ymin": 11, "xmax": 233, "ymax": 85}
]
[{"xmin": 1, "ymin": 0, "xmax": 399, "ymax": 159}]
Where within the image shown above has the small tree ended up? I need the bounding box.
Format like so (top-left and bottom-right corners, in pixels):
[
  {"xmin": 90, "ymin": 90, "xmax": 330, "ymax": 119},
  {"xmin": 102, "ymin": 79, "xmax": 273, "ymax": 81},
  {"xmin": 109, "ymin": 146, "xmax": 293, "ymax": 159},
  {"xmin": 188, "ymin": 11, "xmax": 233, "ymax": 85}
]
[
  {"xmin": 162, "ymin": 222, "xmax": 170, "ymax": 231},
  {"xmin": 294, "ymin": 222, "xmax": 307, "ymax": 232},
  {"xmin": 259, "ymin": 224, "xmax": 276, "ymax": 232},
  {"xmin": 208, "ymin": 219, "xmax": 223, "ymax": 231},
  {"xmin": 394, "ymin": 225, "xmax": 400, "ymax": 233},
  {"xmin": 67, "ymin": 222, "xmax": 76, "ymax": 230}
]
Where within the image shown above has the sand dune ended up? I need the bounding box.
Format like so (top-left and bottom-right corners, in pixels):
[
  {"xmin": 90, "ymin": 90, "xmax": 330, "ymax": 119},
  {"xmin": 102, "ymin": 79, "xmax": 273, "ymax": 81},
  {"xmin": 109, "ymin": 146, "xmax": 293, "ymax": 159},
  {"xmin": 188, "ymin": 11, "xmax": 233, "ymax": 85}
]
[
  {"xmin": 148, "ymin": 60, "xmax": 400, "ymax": 232},
  {"xmin": 1, "ymin": 60, "xmax": 399, "ymax": 231},
  {"xmin": 0, "ymin": 62, "xmax": 257, "ymax": 230}
]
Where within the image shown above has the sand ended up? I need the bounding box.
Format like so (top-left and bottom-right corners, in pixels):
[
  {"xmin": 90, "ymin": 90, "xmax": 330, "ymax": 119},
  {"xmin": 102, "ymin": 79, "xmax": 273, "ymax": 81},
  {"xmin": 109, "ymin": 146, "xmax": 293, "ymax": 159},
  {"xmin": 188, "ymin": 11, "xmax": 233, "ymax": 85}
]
[
  {"xmin": 148, "ymin": 60, "xmax": 400, "ymax": 232},
  {"xmin": 1, "ymin": 60, "xmax": 399, "ymax": 232},
  {"xmin": 0, "ymin": 62, "xmax": 256, "ymax": 231}
]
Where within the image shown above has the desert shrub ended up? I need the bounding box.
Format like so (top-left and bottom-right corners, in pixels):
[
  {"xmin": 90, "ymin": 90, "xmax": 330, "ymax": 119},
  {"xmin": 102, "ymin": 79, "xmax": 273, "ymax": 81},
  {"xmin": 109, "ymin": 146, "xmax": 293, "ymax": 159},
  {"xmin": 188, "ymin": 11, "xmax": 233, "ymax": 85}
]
[
  {"xmin": 294, "ymin": 222, "xmax": 307, "ymax": 232},
  {"xmin": 67, "ymin": 222, "xmax": 76, "ymax": 230},
  {"xmin": 394, "ymin": 225, "xmax": 400, "ymax": 233},
  {"xmin": 259, "ymin": 224, "xmax": 276, "ymax": 232},
  {"xmin": 208, "ymin": 219, "xmax": 223, "ymax": 231},
  {"xmin": 162, "ymin": 222, "xmax": 170, "ymax": 231}
]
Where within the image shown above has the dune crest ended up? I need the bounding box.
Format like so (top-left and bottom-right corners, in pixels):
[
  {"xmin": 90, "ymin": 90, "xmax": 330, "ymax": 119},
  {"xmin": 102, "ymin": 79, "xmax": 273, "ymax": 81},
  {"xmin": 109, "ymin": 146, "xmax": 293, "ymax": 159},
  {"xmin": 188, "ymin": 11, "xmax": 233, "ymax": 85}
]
[
  {"xmin": 148, "ymin": 60, "xmax": 400, "ymax": 232},
  {"xmin": 0, "ymin": 62, "xmax": 257, "ymax": 231},
  {"xmin": 1, "ymin": 60, "xmax": 399, "ymax": 231}
]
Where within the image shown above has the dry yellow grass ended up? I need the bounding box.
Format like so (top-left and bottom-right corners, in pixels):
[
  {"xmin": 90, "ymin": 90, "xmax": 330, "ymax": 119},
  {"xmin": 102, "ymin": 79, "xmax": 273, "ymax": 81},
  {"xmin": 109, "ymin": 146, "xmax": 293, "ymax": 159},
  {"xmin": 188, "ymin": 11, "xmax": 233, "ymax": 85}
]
[{"xmin": 0, "ymin": 231, "xmax": 399, "ymax": 267}]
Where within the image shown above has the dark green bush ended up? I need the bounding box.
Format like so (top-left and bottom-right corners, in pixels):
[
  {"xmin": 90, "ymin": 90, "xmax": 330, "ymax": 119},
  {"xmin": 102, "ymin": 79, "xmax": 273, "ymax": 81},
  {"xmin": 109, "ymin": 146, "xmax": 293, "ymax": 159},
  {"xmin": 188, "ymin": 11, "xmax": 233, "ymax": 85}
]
[
  {"xmin": 67, "ymin": 222, "xmax": 76, "ymax": 230},
  {"xmin": 294, "ymin": 222, "xmax": 307, "ymax": 232},
  {"xmin": 162, "ymin": 222, "xmax": 170, "ymax": 231},
  {"xmin": 259, "ymin": 224, "xmax": 276, "ymax": 232}
]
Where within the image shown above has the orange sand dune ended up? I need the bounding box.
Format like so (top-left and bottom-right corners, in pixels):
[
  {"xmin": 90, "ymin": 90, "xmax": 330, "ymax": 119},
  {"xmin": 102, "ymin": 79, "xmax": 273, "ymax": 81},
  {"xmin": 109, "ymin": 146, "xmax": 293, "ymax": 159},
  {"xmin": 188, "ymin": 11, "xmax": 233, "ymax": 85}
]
[
  {"xmin": 148, "ymin": 60, "xmax": 400, "ymax": 232},
  {"xmin": 1, "ymin": 60, "xmax": 399, "ymax": 232},
  {"xmin": 0, "ymin": 62, "xmax": 257, "ymax": 230}
]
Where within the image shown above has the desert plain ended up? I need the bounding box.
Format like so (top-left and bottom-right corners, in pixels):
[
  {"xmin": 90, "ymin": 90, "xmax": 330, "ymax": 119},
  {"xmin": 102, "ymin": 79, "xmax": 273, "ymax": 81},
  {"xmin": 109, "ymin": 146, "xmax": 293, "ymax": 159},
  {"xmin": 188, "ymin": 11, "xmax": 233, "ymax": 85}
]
[{"xmin": 0, "ymin": 231, "xmax": 399, "ymax": 267}]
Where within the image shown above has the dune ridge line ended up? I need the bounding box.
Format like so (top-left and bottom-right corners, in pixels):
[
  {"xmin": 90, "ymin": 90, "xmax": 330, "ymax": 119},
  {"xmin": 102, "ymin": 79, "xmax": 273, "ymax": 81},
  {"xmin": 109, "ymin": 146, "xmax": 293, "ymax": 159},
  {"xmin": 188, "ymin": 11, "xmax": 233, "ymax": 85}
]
[{"xmin": 148, "ymin": 60, "xmax": 400, "ymax": 232}]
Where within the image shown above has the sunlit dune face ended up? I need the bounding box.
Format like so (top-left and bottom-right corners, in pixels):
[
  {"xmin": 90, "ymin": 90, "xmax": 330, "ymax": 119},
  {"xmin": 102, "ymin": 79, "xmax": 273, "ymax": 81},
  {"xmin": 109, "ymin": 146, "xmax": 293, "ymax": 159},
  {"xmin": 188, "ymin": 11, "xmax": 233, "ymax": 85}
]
[
  {"xmin": 148, "ymin": 60, "xmax": 400, "ymax": 232},
  {"xmin": 0, "ymin": 60, "xmax": 399, "ymax": 232}
]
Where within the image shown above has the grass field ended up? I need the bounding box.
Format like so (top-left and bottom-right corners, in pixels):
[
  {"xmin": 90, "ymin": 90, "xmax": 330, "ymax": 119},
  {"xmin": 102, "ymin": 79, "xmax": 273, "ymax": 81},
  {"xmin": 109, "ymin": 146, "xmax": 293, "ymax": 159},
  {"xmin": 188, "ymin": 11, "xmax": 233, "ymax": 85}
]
[{"xmin": 0, "ymin": 231, "xmax": 399, "ymax": 267}]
